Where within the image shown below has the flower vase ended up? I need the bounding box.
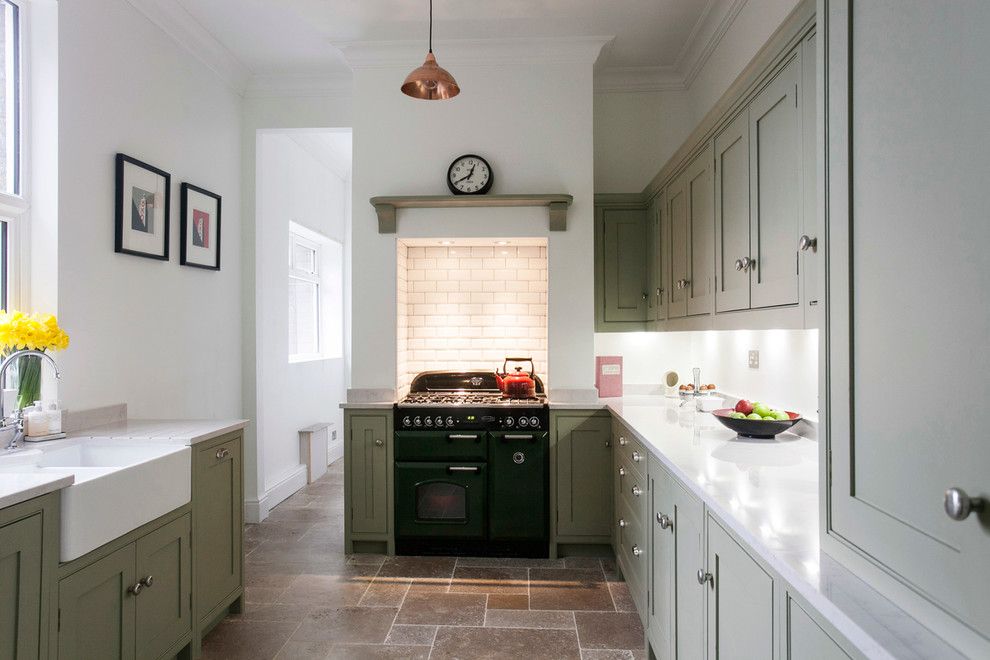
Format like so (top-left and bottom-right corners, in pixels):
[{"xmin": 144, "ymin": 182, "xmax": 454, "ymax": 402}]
[{"xmin": 16, "ymin": 354, "xmax": 42, "ymax": 410}]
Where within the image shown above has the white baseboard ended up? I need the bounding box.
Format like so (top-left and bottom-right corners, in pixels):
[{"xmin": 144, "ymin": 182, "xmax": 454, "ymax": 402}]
[{"xmin": 244, "ymin": 464, "xmax": 308, "ymax": 523}]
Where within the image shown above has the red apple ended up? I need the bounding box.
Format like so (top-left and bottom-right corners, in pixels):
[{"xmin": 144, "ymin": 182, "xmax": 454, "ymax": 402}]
[{"xmin": 734, "ymin": 399, "xmax": 754, "ymax": 415}]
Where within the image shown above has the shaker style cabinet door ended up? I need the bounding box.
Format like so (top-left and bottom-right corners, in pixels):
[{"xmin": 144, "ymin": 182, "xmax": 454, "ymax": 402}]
[
  {"xmin": 555, "ymin": 414, "xmax": 612, "ymax": 538},
  {"xmin": 0, "ymin": 514, "xmax": 44, "ymax": 660},
  {"xmin": 749, "ymin": 54, "xmax": 801, "ymax": 309},
  {"xmin": 348, "ymin": 414, "xmax": 390, "ymax": 535},
  {"xmin": 824, "ymin": 0, "xmax": 990, "ymax": 641},
  {"xmin": 785, "ymin": 595, "xmax": 851, "ymax": 660},
  {"xmin": 706, "ymin": 518, "xmax": 774, "ymax": 660},
  {"xmin": 135, "ymin": 514, "xmax": 191, "ymax": 660},
  {"xmin": 666, "ymin": 174, "xmax": 689, "ymax": 319},
  {"xmin": 685, "ymin": 145, "xmax": 715, "ymax": 317},
  {"xmin": 600, "ymin": 208, "xmax": 649, "ymax": 323},
  {"xmin": 58, "ymin": 545, "xmax": 137, "ymax": 660},
  {"xmin": 714, "ymin": 109, "xmax": 752, "ymax": 313}
]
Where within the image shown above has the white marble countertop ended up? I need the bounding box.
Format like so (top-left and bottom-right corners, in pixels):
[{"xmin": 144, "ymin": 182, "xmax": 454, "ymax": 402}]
[
  {"xmin": 69, "ymin": 418, "xmax": 249, "ymax": 445},
  {"xmin": 606, "ymin": 395, "xmax": 960, "ymax": 660},
  {"xmin": 340, "ymin": 402, "xmax": 394, "ymax": 409},
  {"xmin": 0, "ymin": 471, "xmax": 75, "ymax": 510}
]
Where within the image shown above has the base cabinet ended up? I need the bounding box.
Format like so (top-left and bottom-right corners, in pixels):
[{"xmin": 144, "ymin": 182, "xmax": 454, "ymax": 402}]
[
  {"xmin": 553, "ymin": 411, "xmax": 612, "ymax": 542},
  {"xmin": 785, "ymin": 594, "xmax": 851, "ymax": 660},
  {"xmin": 344, "ymin": 410, "xmax": 393, "ymax": 554}
]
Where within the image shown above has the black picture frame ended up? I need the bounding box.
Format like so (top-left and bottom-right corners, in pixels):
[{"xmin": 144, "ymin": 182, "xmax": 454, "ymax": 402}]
[
  {"xmin": 114, "ymin": 153, "xmax": 171, "ymax": 260},
  {"xmin": 179, "ymin": 182, "xmax": 222, "ymax": 271}
]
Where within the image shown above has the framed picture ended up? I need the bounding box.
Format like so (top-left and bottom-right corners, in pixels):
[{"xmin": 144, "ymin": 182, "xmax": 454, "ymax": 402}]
[
  {"xmin": 115, "ymin": 153, "xmax": 171, "ymax": 260},
  {"xmin": 180, "ymin": 183, "xmax": 221, "ymax": 271}
]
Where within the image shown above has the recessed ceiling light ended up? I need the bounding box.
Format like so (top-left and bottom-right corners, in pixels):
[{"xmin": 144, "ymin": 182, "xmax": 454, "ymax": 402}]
[
  {"xmin": 495, "ymin": 240, "xmax": 509, "ymax": 245},
  {"xmin": 439, "ymin": 240, "xmax": 454, "ymax": 245}
]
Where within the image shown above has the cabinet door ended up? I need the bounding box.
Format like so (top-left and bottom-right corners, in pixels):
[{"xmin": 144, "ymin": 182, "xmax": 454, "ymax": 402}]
[
  {"xmin": 685, "ymin": 145, "xmax": 715, "ymax": 316},
  {"xmin": 707, "ymin": 518, "xmax": 774, "ymax": 660},
  {"xmin": 647, "ymin": 195, "xmax": 666, "ymax": 322},
  {"xmin": 714, "ymin": 110, "xmax": 752, "ymax": 313},
  {"xmin": 194, "ymin": 436, "xmax": 242, "ymax": 624},
  {"xmin": 0, "ymin": 514, "xmax": 43, "ymax": 660},
  {"xmin": 825, "ymin": 1, "xmax": 990, "ymax": 639},
  {"xmin": 349, "ymin": 414, "xmax": 389, "ymax": 535},
  {"xmin": 667, "ymin": 175, "xmax": 689, "ymax": 319},
  {"xmin": 785, "ymin": 595, "xmax": 850, "ymax": 660},
  {"xmin": 58, "ymin": 545, "xmax": 136, "ymax": 660},
  {"xmin": 648, "ymin": 462, "xmax": 674, "ymax": 658},
  {"xmin": 601, "ymin": 208, "xmax": 648, "ymax": 323},
  {"xmin": 555, "ymin": 414, "xmax": 612, "ymax": 537},
  {"xmin": 135, "ymin": 514, "xmax": 191, "ymax": 660},
  {"xmin": 749, "ymin": 55, "xmax": 801, "ymax": 309},
  {"xmin": 799, "ymin": 31, "xmax": 820, "ymax": 324},
  {"xmin": 672, "ymin": 478, "xmax": 706, "ymax": 660}
]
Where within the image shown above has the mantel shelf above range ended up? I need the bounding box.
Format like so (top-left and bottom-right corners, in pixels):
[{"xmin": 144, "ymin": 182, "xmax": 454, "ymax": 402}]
[{"xmin": 370, "ymin": 194, "xmax": 573, "ymax": 234}]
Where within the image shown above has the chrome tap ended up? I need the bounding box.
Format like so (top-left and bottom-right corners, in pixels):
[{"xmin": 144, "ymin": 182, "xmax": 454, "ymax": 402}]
[{"xmin": 0, "ymin": 349, "xmax": 61, "ymax": 451}]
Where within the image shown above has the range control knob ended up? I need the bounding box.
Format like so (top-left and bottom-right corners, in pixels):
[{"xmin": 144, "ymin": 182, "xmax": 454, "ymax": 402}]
[
  {"xmin": 402, "ymin": 416, "xmax": 412, "ymax": 428},
  {"xmin": 446, "ymin": 416, "xmax": 455, "ymax": 427},
  {"xmin": 413, "ymin": 417, "xmax": 422, "ymax": 427},
  {"xmin": 435, "ymin": 416, "xmax": 444, "ymax": 427},
  {"xmin": 504, "ymin": 417, "xmax": 514, "ymax": 427},
  {"xmin": 518, "ymin": 417, "xmax": 529, "ymax": 427},
  {"xmin": 529, "ymin": 416, "xmax": 540, "ymax": 428},
  {"xmin": 424, "ymin": 417, "xmax": 433, "ymax": 427}
]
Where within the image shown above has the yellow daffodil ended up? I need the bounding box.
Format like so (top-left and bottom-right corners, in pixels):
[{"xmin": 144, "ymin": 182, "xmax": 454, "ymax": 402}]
[{"xmin": 0, "ymin": 310, "xmax": 70, "ymax": 354}]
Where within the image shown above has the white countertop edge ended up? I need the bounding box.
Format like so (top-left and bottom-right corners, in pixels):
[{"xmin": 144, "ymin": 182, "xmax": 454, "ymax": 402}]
[
  {"xmin": 68, "ymin": 419, "xmax": 249, "ymax": 445},
  {"xmin": 340, "ymin": 402, "xmax": 394, "ymax": 409},
  {"xmin": 0, "ymin": 472, "xmax": 75, "ymax": 509},
  {"xmin": 605, "ymin": 401, "xmax": 945, "ymax": 660}
]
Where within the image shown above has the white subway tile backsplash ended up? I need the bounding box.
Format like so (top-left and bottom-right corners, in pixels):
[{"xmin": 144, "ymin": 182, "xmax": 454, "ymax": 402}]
[
  {"xmin": 517, "ymin": 246, "xmax": 541, "ymax": 257},
  {"xmin": 471, "ymin": 246, "xmax": 494, "ymax": 257}
]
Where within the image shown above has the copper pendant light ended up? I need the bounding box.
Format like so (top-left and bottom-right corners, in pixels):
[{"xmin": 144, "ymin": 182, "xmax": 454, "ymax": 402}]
[{"xmin": 401, "ymin": 0, "xmax": 460, "ymax": 100}]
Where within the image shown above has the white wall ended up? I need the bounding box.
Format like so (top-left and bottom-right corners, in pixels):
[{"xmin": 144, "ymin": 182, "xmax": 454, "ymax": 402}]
[
  {"xmin": 350, "ymin": 54, "xmax": 599, "ymax": 399},
  {"xmin": 595, "ymin": 329, "xmax": 819, "ymax": 420},
  {"xmin": 57, "ymin": 0, "xmax": 242, "ymax": 419},
  {"xmin": 254, "ymin": 132, "xmax": 348, "ymax": 514},
  {"xmin": 240, "ymin": 93, "xmax": 352, "ymax": 519}
]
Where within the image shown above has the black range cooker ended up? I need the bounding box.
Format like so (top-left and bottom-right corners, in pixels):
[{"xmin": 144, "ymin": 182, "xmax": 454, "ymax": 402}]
[{"xmin": 394, "ymin": 370, "xmax": 549, "ymax": 557}]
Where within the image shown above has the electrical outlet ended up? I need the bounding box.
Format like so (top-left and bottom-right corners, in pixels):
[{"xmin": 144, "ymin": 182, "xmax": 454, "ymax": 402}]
[
  {"xmin": 748, "ymin": 350, "xmax": 760, "ymax": 369},
  {"xmin": 331, "ymin": 430, "xmax": 337, "ymax": 441}
]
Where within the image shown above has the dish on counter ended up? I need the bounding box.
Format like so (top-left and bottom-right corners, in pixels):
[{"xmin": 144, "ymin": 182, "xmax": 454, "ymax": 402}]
[{"xmin": 711, "ymin": 408, "xmax": 801, "ymax": 439}]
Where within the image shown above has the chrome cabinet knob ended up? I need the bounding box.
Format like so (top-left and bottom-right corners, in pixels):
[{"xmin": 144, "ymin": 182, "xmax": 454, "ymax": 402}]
[
  {"xmin": 619, "ymin": 437, "xmax": 628, "ymax": 446},
  {"xmin": 604, "ymin": 440, "xmax": 611, "ymax": 448},
  {"xmin": 657, "ymin": 512, "xmax": 673, "ymax": 530},
  {"xmin": 631, "ymin": 485, "xmax": 642, "ymax": 497},
  {"xmin": 632, "ymin": 545, "xmax": 643, "ymax": 557},
  {"xmin": 618, "ymin": 518, "xmax": 627, "ymax": 528},
  {"xmin": 632, "ymin": 451, "xmax": 642, "ymax": 463},
  {"xmin": 734, "ymin": 259, "xmax": 744, "ymax": 271},
  {"xmin": 375, "ymin": 438, "xmax": 384, "ymax": 447},
  {"xmin": 697, "ymin": 569, "xmax": 713, "ymax": 586},
  {"xmin": 140, "ymin": 575, "xmax": 154, "ymax": 588},
  {"xmin": 128, "ymin": 581, "xmax": 143, "ymax": 596},
  {"xmin": 799, "ymin": 235, "xmax": 818, "ymax": 251},
  {"xmin": 944, "ymin": 487, "xmax": 984, "ymax": 521},
  {"xmin": 642, "ymin": 292, "xmax": 648, "ymax": 300},
  {"xmin": 740, "ymin": 256, "xmax": 754, "ymax": 271},
  {"xmin": 618, "ymin": 466, "xmax": 626, "ymax": 477},
  {"xmin": 215, "ymin": 447, "xmax": 230, "ymax": 460},
  {"xmin": 681, "ymin": 279, "xmax": 691, "ymax": 288}
]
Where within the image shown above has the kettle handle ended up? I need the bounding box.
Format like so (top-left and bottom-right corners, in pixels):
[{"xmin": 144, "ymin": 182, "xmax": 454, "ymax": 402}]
[{"xmin": 502, "ymin": 357, "xmax": 535, "ymax": 377}]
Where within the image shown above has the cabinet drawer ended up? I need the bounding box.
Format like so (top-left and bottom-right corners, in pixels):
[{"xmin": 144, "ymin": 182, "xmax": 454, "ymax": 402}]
[
  {"xmin": 614, "ymin": 425, "xmax": 647, "ymax": 481},
  {"xmin": 616, "ymin": 501, "xmax": 648, "ymax": 617},
  {"xmin": 616, "ymin": 460, "xmax": 648, "ymax": 525}
]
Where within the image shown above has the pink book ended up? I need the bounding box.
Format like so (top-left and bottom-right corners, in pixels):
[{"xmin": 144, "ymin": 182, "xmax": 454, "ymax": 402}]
[{"xmin": 595, "ymin": 356, "xmax": 623, "ymax": 398}]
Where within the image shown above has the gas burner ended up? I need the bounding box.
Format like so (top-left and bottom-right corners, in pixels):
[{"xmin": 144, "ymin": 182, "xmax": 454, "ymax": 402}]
[{"xmin": 399, "ymin": 392, "xmax": 547, "ymax": 407}]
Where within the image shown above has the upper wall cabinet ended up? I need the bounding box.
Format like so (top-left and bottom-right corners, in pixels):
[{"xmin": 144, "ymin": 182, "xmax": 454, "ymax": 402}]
[
  {"xmin": 714, "ymin": 110, "xmax": 752, "ymax": 313},
  {"xmin": 824, "ymin": 1, "xmax": 990, "ymax": 653},
  {"xmin": 667, "ymin": 144, "xmax": 714, "ymax": 320},
  {"xmin": 646, "ymin": 194, "xmax": 666, "ymax": 322},
  {"xmin": 595, "ymin": 201, "xmax": 649, "ymax": 331}
]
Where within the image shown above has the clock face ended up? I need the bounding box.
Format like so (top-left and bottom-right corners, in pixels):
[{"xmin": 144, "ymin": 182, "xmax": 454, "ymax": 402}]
[{"xmin": 447, "ymin": 155, "xmax": 493, "ymax": 195}]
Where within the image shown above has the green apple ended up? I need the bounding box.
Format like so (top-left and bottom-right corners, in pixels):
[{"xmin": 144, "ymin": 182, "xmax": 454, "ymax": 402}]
[
  {"xmin": 762, "ymin": 415, "xmax": 776, "ymax": 421},
  {"xmin": 730, "ymin": 412, "xmax": 746, "ymax": 419},
  {"xmin": 752, "ymin": 403, "xmax": 772, "ymax": 417},
  {"xmin": 772, "ymin": 410, "xmax": 790, "ymax": 421},
  {"xmin": 746, "ymin": 413, "xmax": 762, "ymax": 420}
]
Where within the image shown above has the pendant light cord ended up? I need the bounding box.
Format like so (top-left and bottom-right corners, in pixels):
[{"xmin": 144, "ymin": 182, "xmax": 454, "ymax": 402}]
[{"xmin": 428, "ymin": 0, "xmax": 433, "ymax": 53}]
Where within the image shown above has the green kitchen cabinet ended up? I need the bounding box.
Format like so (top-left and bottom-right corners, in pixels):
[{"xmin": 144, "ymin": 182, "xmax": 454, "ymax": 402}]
[
  {"xmin": 135, "ymin": 514, "xmax": 192, "ymax": 660},
  {"xmin": 192, "ymin": 432, "xmax": 243, "ymax": 632},
  {"xmin": 58, "ymin": 545, "xmax": 136, "ymax": 660},
  {"xmin": 649, "ymin": 458, "xmax": 705, "ymax": 660},
  {"xmin": 714, "ymin": 108, "xmax": 752, "ymax": 313},
  {"xmin": 667, "ymin": 144, "xmax": 714, "ymax": 319},
  {"xmin": 706, "ymin": 515, "xmax": 775, "ymax": 660},
  {"xmin": 344, "ymin": 410, "xmax": 393, "ymax": 554},
  {"xmin": 784, "ymin": 594, "xmax": 852, "ymax": 660},
  {"xmin": 0, "ymin": 492, "xmax": 58, "ymax": 660},
  {"xmin": 552, "ymin": 411, "xmax": 613, "ymax": 543},
  {"xmin": 646, "ymin": 192, "xmax": 666, "ymax": 323},
  {"xmin": 594, "ymin": 196, "xmax": 649, "ymax": 331}
]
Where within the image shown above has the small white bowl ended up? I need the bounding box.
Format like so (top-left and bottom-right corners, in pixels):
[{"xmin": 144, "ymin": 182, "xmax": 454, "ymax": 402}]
[{"xmin": 698, "ymin": 396, "xmax": 724, "ymax": 412}]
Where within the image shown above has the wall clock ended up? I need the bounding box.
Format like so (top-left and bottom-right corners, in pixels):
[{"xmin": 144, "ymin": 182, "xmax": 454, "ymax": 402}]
[{"xmin": 447, "ymin": 154, "xmax": 493, "ymax": 195}]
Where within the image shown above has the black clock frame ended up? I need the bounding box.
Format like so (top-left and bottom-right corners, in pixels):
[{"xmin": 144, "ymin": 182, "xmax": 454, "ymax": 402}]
[{"xmin": 446, "ymin": 154, "xmax": 494, "ymax": 195}]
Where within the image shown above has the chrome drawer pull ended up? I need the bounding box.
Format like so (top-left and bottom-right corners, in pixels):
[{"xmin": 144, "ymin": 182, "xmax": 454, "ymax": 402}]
[
  {"xmin": 503, "ymin": 434, "xmax": 534, "ymax": 440},
  {"xmin": 127, "ymin": 582, "xmax": 143, "ymax": 596},
  {"xmin": 632, "ymin": 451, "xmax": 642, "ymax": 462},
  {"xmin": 618, "ymin": 466, "xmax": 626, "ymax": 477},
  {"xmin": 944, "ymin": 487, "xmax": 984, "ymax": 521},
  {"xmin": 215, "ymin": 447, "xmax": 230, "ymax": 460},
  {"xmin": 618, "ymin": 518, "xmax": 627, "ymax": 528},
  {"xmin": 619, "ymin": 437, "xmax": 628, "ymax": 446},
  {"xmin": 631, "ymin": 485, "xmax": 642, "ymax": 497},
  {"xmin": 140, "ymin": 575, "xmax": 154, "ymax": 588},
  {"xmin": 448, "ymin": 434, "xmax": 479, "ymax": 440},
  {"xmin": 632, "ymin": 545, "xmax": 643, "ymax": 557},
  {"xmin": 447, "ymin": 466, "xmax": 479, "ymax": 473}
]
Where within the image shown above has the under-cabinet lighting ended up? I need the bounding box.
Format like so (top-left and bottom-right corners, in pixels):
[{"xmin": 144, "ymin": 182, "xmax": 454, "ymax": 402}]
[{"xmin": 439, "ymin": 240, "xmax": 454, "ymax": 245}]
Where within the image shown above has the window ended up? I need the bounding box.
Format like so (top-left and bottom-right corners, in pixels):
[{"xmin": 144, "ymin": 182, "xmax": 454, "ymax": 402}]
[
  {"xmin": 0, "ymin": 0, "xmax": 23, "ymax": 311},
  {"xmin": 289, "ymin": 222, "xmax": 342, "ymax": 362}
]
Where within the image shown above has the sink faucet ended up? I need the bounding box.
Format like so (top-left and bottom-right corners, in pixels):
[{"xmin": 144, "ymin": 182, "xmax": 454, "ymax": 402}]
[{"xmin": 0, "ymin": 349, "xmax": 61, "ymax": 451}]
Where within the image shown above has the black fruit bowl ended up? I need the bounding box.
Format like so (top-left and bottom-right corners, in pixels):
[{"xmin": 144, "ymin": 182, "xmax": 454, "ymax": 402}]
[{"xmin": 711, "ymin": 408, "xmax": 801, "ymax": 439}]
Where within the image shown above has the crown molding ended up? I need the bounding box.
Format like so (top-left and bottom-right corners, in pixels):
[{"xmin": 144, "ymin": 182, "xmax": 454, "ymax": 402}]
[
  {"xmin": 594, "ymin": 0, "xmax": 748, "ymax": 94},
  {"xmin": 244, "ymin": 73, "xmax": 354, "ymax": 99},
  {"xmin": 334, "ymin": 36, "xmax": 612, "ymax": 69},
  {"xmin": 124, "ymin": 0, "xmax": 252, "ymax": 94}
]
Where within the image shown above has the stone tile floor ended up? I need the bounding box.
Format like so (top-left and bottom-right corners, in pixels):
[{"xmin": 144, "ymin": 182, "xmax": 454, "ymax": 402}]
[{"xmin": 202, "ymin": 461, "xmax": 645, "ymax": 660}]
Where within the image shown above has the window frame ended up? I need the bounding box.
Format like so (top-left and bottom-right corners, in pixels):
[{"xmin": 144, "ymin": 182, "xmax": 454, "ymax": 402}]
[
  {"xmin": 288, "ymin": 229, "xmax": 322, "ymax": 362},
  {"xmin": 288, "ymin": 222, "xmax": 343, "ymax": 364},
  {"xmin": 0, "ymin": 0, "xmax": 28, "ymax": 312}
]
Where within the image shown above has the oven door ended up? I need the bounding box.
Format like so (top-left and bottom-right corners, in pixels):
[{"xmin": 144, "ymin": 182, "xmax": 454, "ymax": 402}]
[{"xmin": 394, "ymin": 461, "xmax": 487, "ymax": 539}]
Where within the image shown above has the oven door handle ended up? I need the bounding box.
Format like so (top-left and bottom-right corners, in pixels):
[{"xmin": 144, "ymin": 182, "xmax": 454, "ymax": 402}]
[
  {"xmin": 447, "ymin": 466, "xmax": 480, "ymax": 473},
  {"xmin": 503, "ymin": 434, "xmax": 535, "ymax": 440},
  {"xmin": 448, "ymin": 434, "xmax": 480, "ymax": 440}
]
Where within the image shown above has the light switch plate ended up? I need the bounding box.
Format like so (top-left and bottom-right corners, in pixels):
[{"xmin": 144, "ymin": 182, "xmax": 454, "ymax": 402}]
[{"xmin": 748, "ymin": 350, "xmax": 760, "ymax": 369}]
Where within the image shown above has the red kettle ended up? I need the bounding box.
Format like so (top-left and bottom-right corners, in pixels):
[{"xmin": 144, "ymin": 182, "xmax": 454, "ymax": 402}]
[{"xmin": 495, "ymin": 358, "xmax": 537, "ymax": 399}]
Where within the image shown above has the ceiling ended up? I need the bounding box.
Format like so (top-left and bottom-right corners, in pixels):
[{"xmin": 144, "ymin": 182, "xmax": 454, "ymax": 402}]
[{"xmin": 169, "ymin": 0, "xmax": 736, "ymax": 87}]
